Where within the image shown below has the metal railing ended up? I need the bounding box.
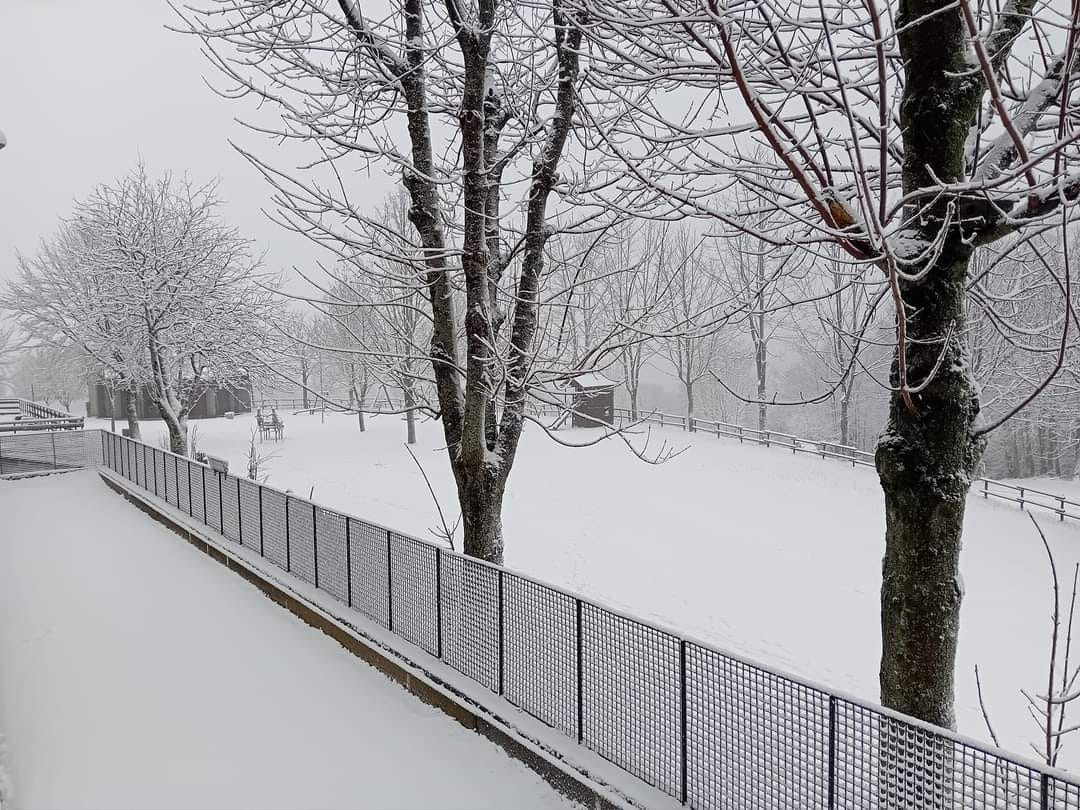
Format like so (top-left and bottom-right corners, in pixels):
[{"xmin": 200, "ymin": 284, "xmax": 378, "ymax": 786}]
[
  {"xmin": 611, "ymin": 407, "xmax": 1080, "ymax": 524},
  {"xmin": 0, "ymin": 429, "xmax": 99, "ymax": 475},
  {"xmin": 91, "ymin": 427, "xmax": 1080, "ymax": 809},
  {"xmin": 0, "ymin": 398, "xmax": 84, "ymax": 433},
  {"xmin": 253, "ymin": 395, "xmax": 407, "ymax": 414}
]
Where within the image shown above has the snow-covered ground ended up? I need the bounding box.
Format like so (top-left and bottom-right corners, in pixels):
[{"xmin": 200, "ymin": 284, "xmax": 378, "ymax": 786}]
[
  {"xmin": 86, "ymin": 410, "xmax": 1080, "ymax": 771},
  {"xmin": 0, "ymin": 471, "xmax": 576, "ymax": 810}
]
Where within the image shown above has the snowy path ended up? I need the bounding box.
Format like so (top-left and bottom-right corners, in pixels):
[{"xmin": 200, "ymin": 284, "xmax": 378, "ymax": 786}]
[
  {"xmin": 0, "ymin": 471, "xmax": 576, "ymax": 810},
  {"xmin": 91, "ymin": 411, "xmax": 1080, "ymax": 771}
]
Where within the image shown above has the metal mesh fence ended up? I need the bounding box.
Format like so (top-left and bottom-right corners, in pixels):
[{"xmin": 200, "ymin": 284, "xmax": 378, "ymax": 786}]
[
  {"xmin": 389, "ymin": 533, "xmax": 438, "ymax": 656},
  {"xmin": 287, "ymin": 496, "xmax": 316, "ymax": 586},
  {"xmin": 316, "ymin": 507, "xmax": 349, "ymax": 603},
  {"xmin": 177, "ymin": 458, "xmax": 191, "ymax": 516},
  {"xmin": 502, "ymin": 572, "xmax": 577, "ymax": 737},
  {"xmin": 261, "ymin": 487, "xmax": 288, "ymax": 569},
  {"xmin": 440, "ymin": 553, "xmax": 500, "ymax": 693},
  {"xmin": 581, "ymin": 602, "xmax": 682, "ymax": 797},
  {"xmin": 81, "ymin": 430, "xmax": 1080, "ymax": 809},
  {"xmin": 221, "ymin": 472, "xmax": 240, "ymax": 542},
  {"xmin": 164, "ymin": 453, "xmax": 178, "ymax": 508},
  {"xmin": 349, "ymin": 518, "xmax": 390, "ymax": 628},
  {"xmin": 239, "ymin": 478, "xmax": 260, "ymax": 553},
  {"xmin": 205, "ymin": 469, "xmax": 222, "ymax": 533},
  {"xmin": 191, "ymin": 463, "xmax": 207, "ymax": 524}
]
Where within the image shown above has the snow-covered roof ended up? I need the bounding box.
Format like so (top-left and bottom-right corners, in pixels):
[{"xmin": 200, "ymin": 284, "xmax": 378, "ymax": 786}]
[{"xmin": 570, "ymin": 372, "xmax": 617, "ymax": 390}]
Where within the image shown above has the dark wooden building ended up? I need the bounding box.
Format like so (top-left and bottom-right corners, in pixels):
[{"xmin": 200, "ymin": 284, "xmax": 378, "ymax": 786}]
[
  {"xmin": 568, "ymin": 373, "xmax": 616, "ymax": 428},
  {"xmin": 86, "ymin": 377, "xmax": 252, "ymax": 420}
]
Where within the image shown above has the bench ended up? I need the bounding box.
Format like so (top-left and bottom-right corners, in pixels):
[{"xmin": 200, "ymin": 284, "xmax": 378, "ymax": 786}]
[{"xmin": 255, "ymin": 414, "xmax": 284, "ymax": 442}]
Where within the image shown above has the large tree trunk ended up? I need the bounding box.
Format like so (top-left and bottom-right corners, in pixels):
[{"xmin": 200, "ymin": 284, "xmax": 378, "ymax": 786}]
[
  {"xmin": 404, "ymin": 382, "xmax": 417, "ymax": 445},
  {"xmin": 125, "ymin": 387, "xmax": 141, "ymax": 440},
  {"xmin": 458, "ymin": 468, "xmax": 506, "ymax": 564},
  {"xmin": 876, "ymin": 251, "xmax": 984, "ymax": 730},
  {"xmin": 160, "ymin": 409, "xmax": 189, "ymax": 456},
  {"xmin": 685, "ymin": 379, "xmax": 695, "ymax": 430},
  {"xmin": 301, "ymin": 363, "xmax": 310, "ymax": 410},
  {"xmin": 874, "ymin": 0, "xmax": 989, "ymax": 741}
]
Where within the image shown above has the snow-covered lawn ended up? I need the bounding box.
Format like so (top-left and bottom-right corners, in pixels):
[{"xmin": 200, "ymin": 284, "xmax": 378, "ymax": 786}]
[
  {"xmin": 0, "ymin": 470, "xmax": 576, "ymax": 810},
  {"xmin": 89, "ymin": 410, "xmax": 1080, "ymax": 771}
]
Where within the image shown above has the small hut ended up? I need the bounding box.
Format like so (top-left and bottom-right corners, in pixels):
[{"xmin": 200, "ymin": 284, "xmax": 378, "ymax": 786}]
[{"xmin": 567, "ymin": 373, "xmax": 616, "ymax": 428}]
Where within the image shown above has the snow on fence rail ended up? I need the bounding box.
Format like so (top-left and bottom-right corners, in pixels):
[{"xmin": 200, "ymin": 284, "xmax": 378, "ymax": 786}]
[
  {"xmin": 612, "ymin": 407, "xmax": 1080, "ymax": 524},
  {"xmin": 47, "ymin": 427, "xmax": 1077, "ymax": 809},
  {"xmin": 0, "ymin": 398, "xmax": 83, "ymax": 434}
]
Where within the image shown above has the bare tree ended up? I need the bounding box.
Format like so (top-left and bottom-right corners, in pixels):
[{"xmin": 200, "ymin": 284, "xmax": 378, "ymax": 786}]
[
  {"xmin": 792, "ymin": 251, "xmax": 888, "ymax": 446},
  {"xmin": 574, "ymin": 0, "xmax": 1080, "ymax": 732},
  {"xmin": 714, "ymin": 203, "xmax": 802, "ymax": 432},
  {"xmin": 599, "ymin": 223, "xmax": 669, "ymax": 420},
  {"xmin": 660, "ymin": 227, "xmax": 725, "ymax": 428},
  {"xmin": 7, "ymin": 166, "xmax": 279, "ymax": 454},
  {"xmin": 12, "ymin": 346, "xmax": 87, "ymax": 411},
  {"xmin": 5, "ymin": 217, "xmax": 150, "ymax": 437},
  {"xmin": 175, "ymin": 0, "xmax": 638, "ymax": 562}
]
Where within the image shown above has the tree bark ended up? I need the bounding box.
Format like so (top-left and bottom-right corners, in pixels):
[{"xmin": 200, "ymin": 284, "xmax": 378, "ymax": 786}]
[
  {"xmin": 125, "ymin": 386, "xmax": 141, "ymax": 440},
  {"xmin": 876, "ymin": 249, "xmax": 984, "ymax": 730},
  {"xmin": 161, "ymin": 410, "xmax": 189, "ymax": 456},
  {"xmin": 873, "ymin": 0, "xmax": 991, "ymax": 737},
  {"xmin": 404, "ymin": 382, "xmax": 417, "ymax": 445},
  {"xmin": 458, "ymin": 465, "xmax": 506, "ymax": 564},
  {"xmin": 685, "ymin": 380, "xmax": 695, "ymax": 429}
]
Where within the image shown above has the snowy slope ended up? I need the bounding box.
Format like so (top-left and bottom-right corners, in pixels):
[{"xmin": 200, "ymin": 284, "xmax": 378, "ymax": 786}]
[
  {"xmin": 89, "ymin": 412, "xmax": 1080, "ymax": 771},
  {"xmin": 0, "ymin": 471, "xmax": 577, "ymax": 810}
]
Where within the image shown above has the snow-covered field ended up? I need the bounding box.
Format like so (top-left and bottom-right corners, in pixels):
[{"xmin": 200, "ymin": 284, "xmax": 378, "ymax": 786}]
[
  {"xmin": 86, "ymin": 410, "xmax": 1080, "ymax": 772},
  {"xmin": 0, "ymin": 471, "xmax": 576, "ymax": 810}
]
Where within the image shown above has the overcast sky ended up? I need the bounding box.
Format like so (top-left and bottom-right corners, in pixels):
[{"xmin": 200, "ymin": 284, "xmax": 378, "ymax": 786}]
[{"xmin": 0, "ymin": 0, "xmax": 393, "ymax": 289}]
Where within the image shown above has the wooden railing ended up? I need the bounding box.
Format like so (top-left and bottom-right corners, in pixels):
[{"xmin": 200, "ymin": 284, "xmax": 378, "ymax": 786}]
[
  {"xmin": 609, "ymin": 407, "xmax": 1080, "ymax": 523},
  {"xmin": 0, "ymin": 398, "xmax": 84, "ymax": 434}
]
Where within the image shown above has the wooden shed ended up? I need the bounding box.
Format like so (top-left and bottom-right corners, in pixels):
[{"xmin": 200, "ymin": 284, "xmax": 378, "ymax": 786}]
[{"xmin": 568, "ymin": 373, "xmax": 616, "ymax": 428}]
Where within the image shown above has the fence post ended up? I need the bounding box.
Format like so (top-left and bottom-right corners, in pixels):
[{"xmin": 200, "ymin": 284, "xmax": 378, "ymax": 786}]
[
  {"xmin": 285, "ymin": 496, "xmax": 291, "ymax": 571},
  {"xmin": 0, "ymin": 435, "xmax": 5, "ymax": 476},
  {"xmin": 387, "ymin": 528, "xmax": 394, "ymax": 632},
  {"xmin": 217, "ymin": 472, "xmax": 224, "ymax": 534},
  {"xmin": 828, "ymin": 696, "xmax": 837, "ymax": 809},
  {"xmin": 1041, "ymin": 773, "xmax": 1049, "ymax": 810},
  {"xmin": 186, "ymin": 460, "xmax": 193, "ymax": 516},
  {"xmin": 100, "ymin": 431, "xmax": 105, "ymax": 469},
  {"xmin": 1061, "ymin": 497, "xmax": 1066, "ymax": 522},
  {"xmin": 258, "ymin": 486, "xmax": 265, "ymax": 557},
  {"xmin": 236, "ymin": 477, "xmax": 243, "ymax": 543},
  {"xmin": 576, "ymin": 597, "xmax": 584, "ymax": 744},
  {"xmin": 201, "ymin": 467, "xmax": 207, "ymax": 526},
  {"xmin": 497, "ymin": 569, "xmax": 505, "ymax": 696},
  {"xmin": 679, "ymin": 639, "xmax": 688, "ymax": 805},
  {"xmin": 435, "ymin": 546, "xmax": 443, "ymax": 659},
  {"xmin": 345, "ymin": 516, "xmax": 353, "ymax": 608},
  {"xmin": 1020, "ymin": 487, "xmax": 1026, "ymax": 511},
  {"xmin": 983, "ymin": 479, "xmax": 989, "ymax": 499},
  {"xmin": 312, "ymin": 503, "xmax": 319, "ymax": 589}
]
